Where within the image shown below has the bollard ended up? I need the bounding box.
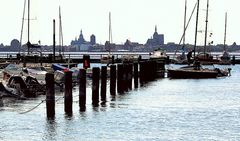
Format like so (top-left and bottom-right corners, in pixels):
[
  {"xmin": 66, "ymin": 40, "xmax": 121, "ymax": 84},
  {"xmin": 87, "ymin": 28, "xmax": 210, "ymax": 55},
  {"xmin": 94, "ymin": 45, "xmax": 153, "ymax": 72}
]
[
  {"xmin": 79, "ymin": 69, "xmax": 86, "ymax": 111},
  {"xmin": 46, "ymin": 73, "xmax": 55, "ymax": 119},
  {"xmin": 134, "ymin": 63, "xmax": 139, "ymax": 88},
  {"xmin": 64, "ymin": 71, "xmax": 73, "ymax": 115},
  {"xmin": 101, "ymin": 66, "xmax": 107, "ymax": 102},
  {"xmin": 92, "ymin": 67, "xmax": 100, "ymax": 106},
  {"xmin": 110, "ymin": 65, "xmax": 116, "ymax": 95},
  {"xmin": 117, "ymin": 64, "xmax": 124, "ymax": 94}
]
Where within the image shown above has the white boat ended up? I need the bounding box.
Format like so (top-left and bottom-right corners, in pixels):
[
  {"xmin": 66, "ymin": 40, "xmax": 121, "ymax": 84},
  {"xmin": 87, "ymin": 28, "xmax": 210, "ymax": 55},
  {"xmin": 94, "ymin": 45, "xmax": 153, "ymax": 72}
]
[{"xmin": 149, "ymin": 48, "xmax": 168, "ymax": 61}]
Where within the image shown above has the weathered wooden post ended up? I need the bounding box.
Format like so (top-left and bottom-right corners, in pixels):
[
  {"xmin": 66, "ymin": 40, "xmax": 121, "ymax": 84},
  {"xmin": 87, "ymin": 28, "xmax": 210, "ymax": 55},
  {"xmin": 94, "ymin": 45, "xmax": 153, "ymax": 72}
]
[
  {"xmin": 139, "ymin": 61, "xmax": 144, "ymax": 86},
  {"xmin": 138, "ymin": 55, "xmax": 142, "ymax": 63},
  {"xmin": 111, "ymin": 55, "xmax": 115, "ymax": 64},
  {"xmin": 123, "ymin": 64, "xmax": 128, "ymax": 92},
  {"xmin": 110, "ymin": 65, "xmax": 116, "ymax": 95},
  {"xmin": 128, "ymin": 63, "xmax": 133, "ymax": 90},
  {"xmin": 117, "ymin": 64, "xmax": 124, "ymax": 94},
  {"xmin": 92, "ymin": 67, "xmax": 100, "ymax": 106},
  {"xmin": 64, "ymin": 71, "xmax": 73, "ymax": 115},
  {"xmin": 232, "ymin": 55, "xmax": 236, "ymax": 65},
  {"xmin": 101, "ymin": 66, "xmax": 107, "ymax": 102},
  {"xmin": 134, "ymin": 63, "xmax": 138, "ymax": 88},
  {"xmin": 46, "ymin": 73, "xmax": 55, "ymax": 118},
  {"xmin": 79, "ymin": 69, "xmax": 86, "ymax": 111}
]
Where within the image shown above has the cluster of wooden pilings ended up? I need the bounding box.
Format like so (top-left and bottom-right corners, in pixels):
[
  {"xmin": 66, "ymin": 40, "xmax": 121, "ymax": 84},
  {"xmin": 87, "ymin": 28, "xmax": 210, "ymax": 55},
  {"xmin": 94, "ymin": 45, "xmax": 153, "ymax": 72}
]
[{"xmin": 45, "ymin": 60, "xmax": 165, "ymax": 118}]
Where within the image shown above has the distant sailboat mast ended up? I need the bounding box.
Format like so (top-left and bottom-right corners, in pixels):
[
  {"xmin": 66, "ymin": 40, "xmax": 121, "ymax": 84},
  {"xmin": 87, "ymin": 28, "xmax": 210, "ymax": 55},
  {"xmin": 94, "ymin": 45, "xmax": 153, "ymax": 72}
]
[
  {"xmin": 223, "ymin": 12, "xmax": 227, "ymax": 52},
  {"xmin": 59, "ymin": 6, "xmax": 64, "ymax": 55},
  {"xmin": 182, "ymin": 0, "xmax": 187, "ymax": 51},
  {"xmin": 27, "ymin": 0, "xmax": 30, "ymax": 54},
  {"xmin": 20, "ymin": 0, "xmax": 27, "ymax": 54},
  {"xmin": 193, "ymin": 0, "xmax": 200, "ymax": 59},
  {"xmin": 109, "ymin": 12, "xmax": 113, "ymax": 44},
  {"xmin": 203, "ymin": 0, "xmax": 209, "ymax": 58}
]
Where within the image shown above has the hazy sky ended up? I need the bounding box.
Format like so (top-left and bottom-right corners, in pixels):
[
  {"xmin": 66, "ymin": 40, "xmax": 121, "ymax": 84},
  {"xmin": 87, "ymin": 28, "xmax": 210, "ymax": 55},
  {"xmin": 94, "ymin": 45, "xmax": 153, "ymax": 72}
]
[{"xmin": 0, "ymin": 0, "xmax": 239, "ymax": 46}]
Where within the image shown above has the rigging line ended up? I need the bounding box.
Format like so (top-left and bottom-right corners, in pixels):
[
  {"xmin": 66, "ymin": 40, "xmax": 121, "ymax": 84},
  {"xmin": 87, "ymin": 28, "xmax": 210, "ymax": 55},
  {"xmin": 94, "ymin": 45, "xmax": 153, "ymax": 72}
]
[
  {"xmin": 19, "ymin": 99, "xmax": 45, "ymax": 114},
  {"xmin": 173, "ymin": 1, "xmax": 198, "ymax": 58}
]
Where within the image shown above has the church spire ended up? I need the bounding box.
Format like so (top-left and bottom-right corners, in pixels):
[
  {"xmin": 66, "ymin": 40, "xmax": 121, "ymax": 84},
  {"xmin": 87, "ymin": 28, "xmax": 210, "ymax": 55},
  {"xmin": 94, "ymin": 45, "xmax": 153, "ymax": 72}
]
[{"xmin": 155, "ymin": 25, "xmax": 157, "ymax": 33}]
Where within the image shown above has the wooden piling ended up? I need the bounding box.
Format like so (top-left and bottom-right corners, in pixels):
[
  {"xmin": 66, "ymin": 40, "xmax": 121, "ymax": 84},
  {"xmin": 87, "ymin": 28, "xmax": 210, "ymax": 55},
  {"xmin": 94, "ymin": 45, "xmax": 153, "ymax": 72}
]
[
  {"xmin": 110, "ymin": 65, "xmax": 116, "ymax": 95},
  {"xmin": 232, "ymin": 55, "xmax": 236, "ymax": 65},
  {"xmin": 46, "ymin": 73, "xmax": 55, "ymax": 118},
  {"xmin": 64, "ymin": 71, "xmax": 73, "ymax": 115},
  {"xmin": 139, "ymin": 61, "xmax": 144, "ymax": 86},
  {"xmin": 128, "ymin": 64, "xmax": 133, "ymax": 90},
  {"xmin": 101, "ymin": 66, "xmax": 107, "ymax": 102},
  {"xmin": 123, "ymin": 64, "xmax": 128, "ymax": 92},
  {"xmin": 79, "ymin": 69, "xmax": 86, "ymax": 111},
  {"xmin": 117, "ymin": 64, "xmax": 124, "ymax": 94},
  {"xmin": 92, "ymin": 67, "xmax": 100, "ymax": 106},
  {"xmin": 134, "ymin": 63, "xmax": 139, "ymax": 88}
]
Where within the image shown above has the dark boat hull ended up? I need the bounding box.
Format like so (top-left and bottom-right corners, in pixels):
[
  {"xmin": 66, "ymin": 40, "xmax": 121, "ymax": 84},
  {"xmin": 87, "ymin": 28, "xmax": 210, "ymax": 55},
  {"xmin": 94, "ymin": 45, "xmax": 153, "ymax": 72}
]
[{"xmin": 168, "ymin": 69, "xmax": 218, "ymax": 79}]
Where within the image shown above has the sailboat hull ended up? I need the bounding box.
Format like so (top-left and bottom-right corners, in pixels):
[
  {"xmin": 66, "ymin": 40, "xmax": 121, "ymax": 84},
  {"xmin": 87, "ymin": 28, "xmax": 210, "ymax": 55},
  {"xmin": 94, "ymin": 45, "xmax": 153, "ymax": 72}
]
[{"xmin": 168, "ymin": 69, "xmax": 218, "ymax": 79}]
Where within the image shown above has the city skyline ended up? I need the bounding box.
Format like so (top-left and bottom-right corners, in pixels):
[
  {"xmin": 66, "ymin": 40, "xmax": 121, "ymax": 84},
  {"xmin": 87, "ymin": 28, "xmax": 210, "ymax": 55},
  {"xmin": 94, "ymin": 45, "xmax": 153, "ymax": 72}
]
[{"xmin": 0, "ymin": 0, "xmax": 239, "ymax": 46}]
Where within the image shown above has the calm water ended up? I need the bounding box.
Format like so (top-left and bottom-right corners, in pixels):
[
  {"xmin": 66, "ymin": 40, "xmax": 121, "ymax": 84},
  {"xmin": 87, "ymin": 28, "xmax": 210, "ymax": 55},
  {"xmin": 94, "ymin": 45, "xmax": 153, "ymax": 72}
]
[{"xmin": 0, "ymin": 65, "xmax": 240, "ymax": 141}]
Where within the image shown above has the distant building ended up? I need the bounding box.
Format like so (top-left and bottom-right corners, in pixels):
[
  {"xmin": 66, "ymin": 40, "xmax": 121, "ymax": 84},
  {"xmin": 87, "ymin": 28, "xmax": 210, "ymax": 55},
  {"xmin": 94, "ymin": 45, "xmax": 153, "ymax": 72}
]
[
  {"xmin": 10, "ymin": 39, "xmax": 20, "ymax": 48},
  {"xmin": 71, "ymin": 30, "xmax": 86, "ymax": 46},
  {"xmin": 124, "ymin": 39, "xmax": 133, "ymax": 51},
  {"xmin": 146, "ymin": 26, "xmax": 164, "ymax": 46},
  {"xmin": 90, "ymin": 34, "xmax": 96, "ymax": 45},
  {"xmin": 70, "ymin": 30, "xmax": 96, "ymax": 51}
]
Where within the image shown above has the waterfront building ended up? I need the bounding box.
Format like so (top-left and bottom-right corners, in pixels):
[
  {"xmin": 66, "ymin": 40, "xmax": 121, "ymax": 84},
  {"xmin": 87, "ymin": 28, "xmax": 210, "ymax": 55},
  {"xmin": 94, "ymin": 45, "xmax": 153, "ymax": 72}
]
[
  {"xmin": 146, "ymin": 26, "xmax": 164, "ymax": 46},
  {"xmin": 70, "ymin": 30, "xmax": 96, "ymax": 51},
  {"xmin": 90, "ymin": 34, "xmax": 96, "ymax": 45}
]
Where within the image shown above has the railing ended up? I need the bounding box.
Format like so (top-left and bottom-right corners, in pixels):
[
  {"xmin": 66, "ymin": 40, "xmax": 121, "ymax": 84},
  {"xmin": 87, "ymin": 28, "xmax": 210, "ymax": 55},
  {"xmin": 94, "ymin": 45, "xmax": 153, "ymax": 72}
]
[{"xmin": 1, "ymin": 51, "xmax": 240, "ymax": 60}]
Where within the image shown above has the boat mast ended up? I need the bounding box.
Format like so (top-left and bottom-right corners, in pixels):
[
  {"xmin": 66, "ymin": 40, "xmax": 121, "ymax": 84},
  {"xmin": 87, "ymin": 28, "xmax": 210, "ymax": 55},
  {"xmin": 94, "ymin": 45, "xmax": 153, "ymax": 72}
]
[
  {"xmin": 182, "ymin": 0, "xmax": 187, "ymax": 51},
  {"xmin": 20, "ymin": 0, "xmax": 27, "ymax": 54},
  {"xmin": 27, "ymin": 0, "xmax": 30, "ymax": 54},
  {"xmin": 59, "ymin": 6, "xmax": 64, "ymax": 55},
  {"xmin": 223, "ymin": 12, "xmax": 227, "ymax": 52},
  {"xmin": 204, "ymin": 0, "xmax": 209, "ymax": 58},
  {"xmin": 109, "ymin": 12, "xmax": 113, "ymax": 44},
  {"xmin": 193, "ymin": 0, "xmax": 200, "ymax": 59}
]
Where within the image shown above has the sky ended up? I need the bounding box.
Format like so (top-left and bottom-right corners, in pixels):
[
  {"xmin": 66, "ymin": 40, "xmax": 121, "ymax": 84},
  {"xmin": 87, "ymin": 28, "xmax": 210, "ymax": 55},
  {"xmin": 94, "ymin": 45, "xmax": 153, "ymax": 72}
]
[{"xmin": 0, "ymin": 0, "xmax": 239, "ymax": 46}]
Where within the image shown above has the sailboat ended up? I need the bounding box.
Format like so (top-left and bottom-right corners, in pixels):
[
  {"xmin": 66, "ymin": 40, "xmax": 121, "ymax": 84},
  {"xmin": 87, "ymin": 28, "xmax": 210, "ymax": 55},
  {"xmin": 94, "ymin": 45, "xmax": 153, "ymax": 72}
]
[
  {"xmin": 195, "ymin": 0, "xmax": 215, "ymax": 64},
  {"xmin": 168, "ymin": 0, "xmax": 230, "ymax": 79},
  {"xmin": 23, "ymin": 0, "xmax": 41, "ymax": 55},
  {"xmin": 219, "ymin": 12, "xmax": 231, "ymax": 64},
  {"xmin": 172, "ymin": 0, "xmax": 189, "ymax": 64},
  {"xmin": 101, "ymin": 12, "xmax": 113, "ymax": 65}
]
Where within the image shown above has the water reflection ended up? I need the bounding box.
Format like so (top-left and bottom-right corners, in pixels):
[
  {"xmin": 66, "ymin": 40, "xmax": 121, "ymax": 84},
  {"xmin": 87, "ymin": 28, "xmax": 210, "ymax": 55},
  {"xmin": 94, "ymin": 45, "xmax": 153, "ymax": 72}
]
[{"xmin": 43, "ymin": 119, "xmax": 57, "ymax": 141}]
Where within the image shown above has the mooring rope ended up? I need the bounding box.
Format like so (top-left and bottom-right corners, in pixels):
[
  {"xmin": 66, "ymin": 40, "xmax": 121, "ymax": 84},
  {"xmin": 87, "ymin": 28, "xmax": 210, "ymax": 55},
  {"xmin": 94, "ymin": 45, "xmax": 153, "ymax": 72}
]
[
  {"xmin": 19, "ymin": 93, "xmax": 80, "ymax": 114},
  {"xmin": 19, "ymin": 100, "xmax": 46, "ymax": 114}
]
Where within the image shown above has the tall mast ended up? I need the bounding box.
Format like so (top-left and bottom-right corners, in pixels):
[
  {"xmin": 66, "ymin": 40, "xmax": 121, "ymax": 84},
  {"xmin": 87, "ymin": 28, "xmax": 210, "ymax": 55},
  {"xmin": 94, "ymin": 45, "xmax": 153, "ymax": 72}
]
[
  {"xmin": 223, "ymin": 12, "xmax": 227, "ymax": 52},
  {"xmin": 193, "ymin": 0, "xmax": 200, "ymax": 58},
  {"xmin": 20, "ymin": 0, "xmax": 27, "ymax": 54},
  {"xmin": 182, "ymin": 0, "xmax": 187, "ymax": 50},
  {"xmin": 204, "ymin": 0, "xmax": 209, "ymax": 57},
  {"xmin": 53, "ymin": 19, "xmax": 56, "ymax": 62},
  {"xmin": 59, "ymin": 6, "xmax": 63, "ymax": 55},
  {"xmin": 27, "ymin": 0, "xmax": 30, "ymax": 54},
  {"xmin": 109, "ymin": 12, "xmax": 112, "ymax": 44}
]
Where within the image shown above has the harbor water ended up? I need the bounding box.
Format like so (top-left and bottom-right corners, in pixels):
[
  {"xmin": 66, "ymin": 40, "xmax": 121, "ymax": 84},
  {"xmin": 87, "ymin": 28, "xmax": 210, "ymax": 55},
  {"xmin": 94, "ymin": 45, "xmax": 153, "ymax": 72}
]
[{"xmin": 0, "ymin": 65, "xmax": 240, "ymax": 141}]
